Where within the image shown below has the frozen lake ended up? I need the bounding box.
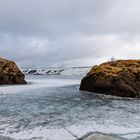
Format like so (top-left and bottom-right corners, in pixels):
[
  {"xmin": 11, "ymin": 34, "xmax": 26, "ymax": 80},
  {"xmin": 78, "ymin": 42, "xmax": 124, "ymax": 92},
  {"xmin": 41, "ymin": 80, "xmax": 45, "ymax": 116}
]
[{"xmin": 0, "ymin": 75, "xmax": 140, "ymax": 140}]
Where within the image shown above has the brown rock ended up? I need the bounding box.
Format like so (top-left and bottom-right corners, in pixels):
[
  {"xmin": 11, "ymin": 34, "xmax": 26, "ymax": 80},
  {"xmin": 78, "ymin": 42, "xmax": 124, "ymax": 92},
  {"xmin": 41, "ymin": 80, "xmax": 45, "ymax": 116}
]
[
  {"xmin": 80, "ymin": 60, "xmax": 140, "ymax": 98},
  {"xmin": 0, "ymin": 57, "xmax": 26, "ymax": 84}
]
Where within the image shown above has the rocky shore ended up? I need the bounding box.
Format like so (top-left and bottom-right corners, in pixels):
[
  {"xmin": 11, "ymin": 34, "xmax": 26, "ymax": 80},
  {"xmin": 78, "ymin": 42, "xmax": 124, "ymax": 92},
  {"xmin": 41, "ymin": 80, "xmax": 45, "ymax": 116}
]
[
  {"xmin": 80, "ymin": 60, "xmax": 140, "ymax": 98},
  {"xmin": 0, "ymin": 57, "xmax": 26, "ymax": 84}
]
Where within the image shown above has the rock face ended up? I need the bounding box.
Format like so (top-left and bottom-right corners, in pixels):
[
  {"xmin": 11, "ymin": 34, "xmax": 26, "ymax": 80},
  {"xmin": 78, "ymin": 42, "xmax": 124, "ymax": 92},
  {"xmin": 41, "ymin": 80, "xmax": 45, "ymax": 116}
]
[
  {"xmin": 80, "ymin": 60, "xmax": 140, "ymax": 98},
  {"xmin": 0, "ymin": 57, "xmax": 26, "ymax": 84}
]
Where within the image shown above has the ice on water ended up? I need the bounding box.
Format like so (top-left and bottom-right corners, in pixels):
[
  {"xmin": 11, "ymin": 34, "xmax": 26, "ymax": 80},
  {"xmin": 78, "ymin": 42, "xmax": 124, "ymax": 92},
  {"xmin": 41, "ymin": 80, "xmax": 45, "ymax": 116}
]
[{"xmin": 0, "ymin": 71, "xmax": 140, "ymax": 140}]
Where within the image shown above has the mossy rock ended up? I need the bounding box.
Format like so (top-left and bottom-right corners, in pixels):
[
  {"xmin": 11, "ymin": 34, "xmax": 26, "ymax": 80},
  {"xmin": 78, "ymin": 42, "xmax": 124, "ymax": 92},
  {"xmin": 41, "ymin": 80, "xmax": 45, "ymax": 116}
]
[
  {"xmin": 0, "ymin": 57, "xmax": 26, "ymax": 85},
  {"xmin": 80, "ymin": 60, "xmax": 140, "ymax": 98}
]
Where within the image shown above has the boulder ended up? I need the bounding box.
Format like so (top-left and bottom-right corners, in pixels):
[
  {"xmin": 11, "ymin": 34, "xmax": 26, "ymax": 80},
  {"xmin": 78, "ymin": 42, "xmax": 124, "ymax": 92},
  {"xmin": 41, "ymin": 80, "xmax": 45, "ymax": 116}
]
[
  {"xmin": 0, "ymin": 57, "xmax": 26, "ymax": 84},
  {"xmin": 80, "ymin": 60, "xmax": 140, "ymax": 98},
  {"xmin": 83, "ymin": 134, "xmax": 121, "ymax": 140}
]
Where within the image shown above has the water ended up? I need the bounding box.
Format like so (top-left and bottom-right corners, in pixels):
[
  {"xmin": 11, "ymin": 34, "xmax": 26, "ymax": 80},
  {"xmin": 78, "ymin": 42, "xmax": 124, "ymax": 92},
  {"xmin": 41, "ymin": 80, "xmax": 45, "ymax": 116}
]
[{"xmin": 0, "ymin": 75, "xmax": 140, "ymax": 140}]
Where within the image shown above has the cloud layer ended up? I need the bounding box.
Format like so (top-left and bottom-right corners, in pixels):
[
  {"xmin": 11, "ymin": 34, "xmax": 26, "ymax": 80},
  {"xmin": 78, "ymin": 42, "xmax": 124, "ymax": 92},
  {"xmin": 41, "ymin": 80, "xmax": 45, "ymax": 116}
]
[{"xmin": 0, "ymin": 0, "xmax": 140, "ymax": 67}]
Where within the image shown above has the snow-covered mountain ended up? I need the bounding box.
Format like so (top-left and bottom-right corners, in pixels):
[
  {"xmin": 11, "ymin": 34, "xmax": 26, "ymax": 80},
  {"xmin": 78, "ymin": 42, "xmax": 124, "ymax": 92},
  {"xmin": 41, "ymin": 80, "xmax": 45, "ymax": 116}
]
[{"xmin": 21, "ymin": 67, "xmax": 91, "ymax": 76}]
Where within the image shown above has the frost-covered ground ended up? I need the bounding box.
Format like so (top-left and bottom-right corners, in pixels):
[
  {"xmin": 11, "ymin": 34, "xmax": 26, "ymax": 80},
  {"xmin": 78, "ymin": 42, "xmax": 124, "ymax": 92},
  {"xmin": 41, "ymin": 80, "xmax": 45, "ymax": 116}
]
[{"xmin": 0, "ymin": 73, "xmax": 140, "ymax": 140}]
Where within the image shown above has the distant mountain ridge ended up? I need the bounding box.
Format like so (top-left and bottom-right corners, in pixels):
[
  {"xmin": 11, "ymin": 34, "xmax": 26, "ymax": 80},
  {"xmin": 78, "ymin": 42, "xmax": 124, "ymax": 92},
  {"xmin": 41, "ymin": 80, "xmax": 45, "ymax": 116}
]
[{"xmin": 21, "ymin": 67, "xmax": 91, "ymax": 76}]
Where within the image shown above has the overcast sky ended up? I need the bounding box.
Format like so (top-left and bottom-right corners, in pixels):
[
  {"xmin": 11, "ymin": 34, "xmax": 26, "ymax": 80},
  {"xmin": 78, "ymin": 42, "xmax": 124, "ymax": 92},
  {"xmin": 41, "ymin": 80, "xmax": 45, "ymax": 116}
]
[{"xmin": 0, "ymin": 0, "xmax": 140, "ymax": 67}]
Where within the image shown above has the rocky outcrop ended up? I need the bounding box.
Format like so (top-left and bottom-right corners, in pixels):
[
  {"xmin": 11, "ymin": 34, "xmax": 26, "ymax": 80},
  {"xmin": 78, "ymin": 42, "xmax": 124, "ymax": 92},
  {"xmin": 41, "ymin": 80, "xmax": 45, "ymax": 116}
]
[
  {"xmin": 80, "ymin": 60, "xmax": 140, "ymax": 98},
  {"xmin": 0, "ymin": 57, "xmax": 26, "ymax": 84}
]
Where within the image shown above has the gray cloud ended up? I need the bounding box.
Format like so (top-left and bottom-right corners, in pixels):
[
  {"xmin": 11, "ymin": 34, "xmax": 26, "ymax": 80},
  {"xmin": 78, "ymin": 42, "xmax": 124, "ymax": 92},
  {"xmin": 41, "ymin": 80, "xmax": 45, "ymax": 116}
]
[{"xmin": 0, "ymin": 0, "xmax": 140, "ymax": 67}]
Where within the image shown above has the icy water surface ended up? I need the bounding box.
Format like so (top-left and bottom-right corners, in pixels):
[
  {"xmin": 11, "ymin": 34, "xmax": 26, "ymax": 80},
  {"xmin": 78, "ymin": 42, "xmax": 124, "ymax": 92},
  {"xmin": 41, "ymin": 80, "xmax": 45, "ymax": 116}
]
[{"xmin": 0, "ymin": 75, "xmax": 140, "ymax": 140}]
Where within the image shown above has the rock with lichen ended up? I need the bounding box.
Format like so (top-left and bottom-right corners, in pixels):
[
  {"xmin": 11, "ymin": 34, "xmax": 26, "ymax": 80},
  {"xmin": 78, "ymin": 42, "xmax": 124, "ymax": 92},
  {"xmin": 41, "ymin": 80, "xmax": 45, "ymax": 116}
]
[
  {"xmin": 80, "ymin": 60, "xmax": 140, "ymax": 98},
  {"xmin": 0, "ymin": 57, "xmax": 26, "ymax": 84}
]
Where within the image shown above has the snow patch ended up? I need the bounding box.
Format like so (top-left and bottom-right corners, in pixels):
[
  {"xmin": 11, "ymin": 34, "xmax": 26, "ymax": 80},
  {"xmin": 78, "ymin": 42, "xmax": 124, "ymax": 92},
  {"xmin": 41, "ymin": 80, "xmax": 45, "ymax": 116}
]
[{"xmin": 0, "ymin": 78, "xmax": 80, "ymax": 94}]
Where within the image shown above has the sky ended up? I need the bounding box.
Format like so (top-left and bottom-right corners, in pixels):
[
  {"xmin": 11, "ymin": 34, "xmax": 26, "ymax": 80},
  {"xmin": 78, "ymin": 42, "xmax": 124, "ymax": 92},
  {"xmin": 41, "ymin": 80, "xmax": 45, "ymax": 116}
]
[{"xmin": 0, "ymin": 0, "xmax": 140, "ymax": 67}]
